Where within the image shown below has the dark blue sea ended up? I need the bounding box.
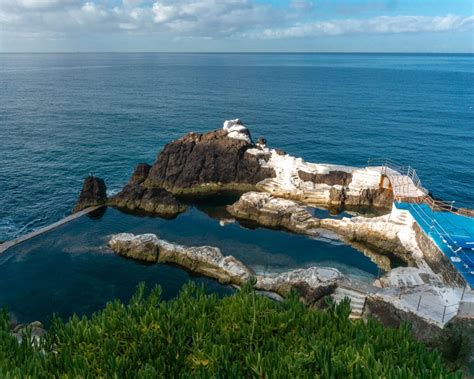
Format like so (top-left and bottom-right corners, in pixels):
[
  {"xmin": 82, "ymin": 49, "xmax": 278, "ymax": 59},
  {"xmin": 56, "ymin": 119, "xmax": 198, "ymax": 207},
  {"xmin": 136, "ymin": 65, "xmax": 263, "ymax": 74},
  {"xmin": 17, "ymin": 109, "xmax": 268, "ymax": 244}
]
[{"xmin": 1, "ymin": 53, "xmax": 473, "ymax": 322}]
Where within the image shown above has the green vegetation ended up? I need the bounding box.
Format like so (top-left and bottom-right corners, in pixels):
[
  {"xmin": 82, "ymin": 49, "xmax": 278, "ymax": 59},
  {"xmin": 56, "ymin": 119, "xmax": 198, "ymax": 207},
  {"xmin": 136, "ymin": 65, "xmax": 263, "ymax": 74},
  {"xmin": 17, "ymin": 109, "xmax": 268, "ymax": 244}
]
[{"xmin": 0, "ymin": 283, "xmax": 461, "ymax": 378}]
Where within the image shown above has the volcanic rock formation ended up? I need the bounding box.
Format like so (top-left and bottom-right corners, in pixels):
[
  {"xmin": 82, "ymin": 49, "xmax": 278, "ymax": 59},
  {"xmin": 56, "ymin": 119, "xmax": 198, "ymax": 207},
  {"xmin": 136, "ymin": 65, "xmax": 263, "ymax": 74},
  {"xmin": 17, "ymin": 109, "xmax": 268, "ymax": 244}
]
[
  {"xmin": 73, "ymin": 176, "xmax": 107, "ymax": 213},
  {"xmin": 108, "ymin": 163, "xmax": 186, "ymax": 217},
  {"xmin": 143, "ymin": 120, "xmax": 275, "ymax": 194}
]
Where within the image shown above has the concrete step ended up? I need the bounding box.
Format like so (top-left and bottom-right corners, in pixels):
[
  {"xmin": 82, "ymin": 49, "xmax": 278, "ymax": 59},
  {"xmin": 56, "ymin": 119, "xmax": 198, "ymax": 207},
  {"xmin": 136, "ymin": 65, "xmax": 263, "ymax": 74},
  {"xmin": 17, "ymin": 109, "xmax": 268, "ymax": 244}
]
[{"xmin": 332, "ymin": 287, "xmax": 367, "ymax": 319}]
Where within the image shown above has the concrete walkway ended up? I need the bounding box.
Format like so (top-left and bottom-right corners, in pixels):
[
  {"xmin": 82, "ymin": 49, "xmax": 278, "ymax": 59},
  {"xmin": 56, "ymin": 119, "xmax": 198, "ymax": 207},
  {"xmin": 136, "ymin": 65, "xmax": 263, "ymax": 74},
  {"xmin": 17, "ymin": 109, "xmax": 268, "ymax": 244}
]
[{"xmin": 0, "ymin": 206, "xmax": 103, "ymax": 255}]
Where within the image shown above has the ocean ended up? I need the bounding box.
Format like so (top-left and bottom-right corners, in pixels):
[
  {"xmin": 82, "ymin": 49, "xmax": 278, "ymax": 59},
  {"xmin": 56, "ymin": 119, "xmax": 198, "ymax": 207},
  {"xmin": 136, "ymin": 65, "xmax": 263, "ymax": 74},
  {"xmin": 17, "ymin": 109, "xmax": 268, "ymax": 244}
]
[{"xmin": 0, "ymin": 53, "xmax": 473, "ymax": 322}]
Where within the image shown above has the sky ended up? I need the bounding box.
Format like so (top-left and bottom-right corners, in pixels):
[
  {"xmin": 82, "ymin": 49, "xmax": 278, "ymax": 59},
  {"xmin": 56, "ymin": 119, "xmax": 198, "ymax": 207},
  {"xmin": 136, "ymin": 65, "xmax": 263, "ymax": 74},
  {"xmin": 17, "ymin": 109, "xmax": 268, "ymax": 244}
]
[{"xmin": 0, "ymin": 0, "xmax": 473, "ymax": 52}]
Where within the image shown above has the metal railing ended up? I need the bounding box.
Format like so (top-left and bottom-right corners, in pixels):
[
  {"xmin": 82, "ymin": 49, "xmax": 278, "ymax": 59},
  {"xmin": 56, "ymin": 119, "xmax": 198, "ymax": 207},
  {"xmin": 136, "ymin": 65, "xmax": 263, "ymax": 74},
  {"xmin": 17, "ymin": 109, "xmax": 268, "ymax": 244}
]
[
  {"xmin": 367, "ymin": 158, "xmax": 428, "ymax": 198},
  {"xmin": 367, "ymin": 158, "xmax": 465, "ymax": 215},
  {"xmin": 398, "ymin": 290, "xmax": 460, "ymax": 324}
]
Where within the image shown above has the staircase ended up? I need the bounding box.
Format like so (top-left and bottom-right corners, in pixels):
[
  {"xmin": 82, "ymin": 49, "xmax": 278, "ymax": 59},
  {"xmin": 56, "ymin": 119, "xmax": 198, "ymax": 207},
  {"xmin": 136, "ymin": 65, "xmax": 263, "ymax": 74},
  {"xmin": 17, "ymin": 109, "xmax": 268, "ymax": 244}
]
[
  {"xmin": 256, "ymin": 179, "xmax": 282, "ymax": 193},
  {"xmin": 331, "ymin": 286, "xmax": 367, "ymax": 320},
  {"xmin": 390, "ymin": 272, "xmax": 425, "ymax": 287}
]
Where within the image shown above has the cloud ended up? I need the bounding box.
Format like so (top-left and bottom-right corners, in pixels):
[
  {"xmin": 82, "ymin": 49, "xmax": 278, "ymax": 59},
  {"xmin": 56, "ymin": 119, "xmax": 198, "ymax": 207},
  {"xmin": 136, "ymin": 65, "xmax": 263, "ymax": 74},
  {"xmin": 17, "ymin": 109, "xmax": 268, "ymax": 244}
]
[
  {"xmin": 289, "ymin": 0, "xmax": 314, "ymax": 11},
  {"xmin": 0, "ymin": 0, "xmax": 472, "ymax": 43},
  {"xmin": 7, "ymin": 0, "xmax": 81, "ymax": 11},
  {"xmin": 261, "ymin": 14, "xmax": 474, "ymax": 39}
]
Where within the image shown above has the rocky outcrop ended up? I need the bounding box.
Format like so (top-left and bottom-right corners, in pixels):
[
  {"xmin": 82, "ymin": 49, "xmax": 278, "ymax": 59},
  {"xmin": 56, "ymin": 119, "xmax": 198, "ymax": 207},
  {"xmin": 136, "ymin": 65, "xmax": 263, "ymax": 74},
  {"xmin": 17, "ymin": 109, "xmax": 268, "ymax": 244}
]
[
  {"xmin": 320, "ymin": 215, "xmax": 419, "ymax": 265},
  {"xmin": 363, "ymin": 295, "xmax": 444, "ymax": 343},
  {"xmin": 108, "ymin": 233, "xmax": 254, "ymax": 285},
  {"xmin": 108, "ymin": 233, "xmax": 342, "ymax": 303},
  {"xmin": 344, "ymin": 188, "xmax": 394, "ymax": 209},
  {"xmin": 227, "ymin": 192, "xmax": 320, "ymax": 235},
  {"xmin": 108, "ymin": 233, "xmax": 160, "ymax": 262},
  {"xmin": 73, "ymin": 176, "xmax": 107, "ymax": 213},
  {"xmin": 109, "ymin": 163, "xmax": 185, "ymax": 218},
  {"xmin": 298, "ymin": 170, "xmax": 352, "ymax": 186},
  {"xmin": 11, "ymin": 321, "xmax": 46, "ymax": 345},
  {"xmin": 256, "ymin": 267, "xmax": 340, "ymax": 306},
  {"xmin": 144, "ymin": 121, "xmax": 275, "ymax": 195},
  {"xmin": 157, "ymin": 240, "xmax": 255, "ymax": 286}
]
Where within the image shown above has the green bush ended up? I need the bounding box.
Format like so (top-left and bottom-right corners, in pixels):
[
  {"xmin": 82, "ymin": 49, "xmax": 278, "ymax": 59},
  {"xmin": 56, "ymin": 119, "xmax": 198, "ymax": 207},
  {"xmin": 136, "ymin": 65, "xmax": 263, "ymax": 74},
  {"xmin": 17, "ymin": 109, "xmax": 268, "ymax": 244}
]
[{"xmin": 0, "ymin": 283, "xmax": 461, "ymax": 378}]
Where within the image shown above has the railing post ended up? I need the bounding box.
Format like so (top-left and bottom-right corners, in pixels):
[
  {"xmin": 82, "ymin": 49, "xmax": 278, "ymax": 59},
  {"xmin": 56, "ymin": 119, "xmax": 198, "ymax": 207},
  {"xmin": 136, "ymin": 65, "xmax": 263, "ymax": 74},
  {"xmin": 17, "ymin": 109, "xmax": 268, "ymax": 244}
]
[
  {"xmin": 416, "ymin": 295, "xmax": 422, "ymax": 311},
  {"xmin": 461, "ymin": 285, "xmax": 467, "ymax": 301},
  {"xmin": 442, "ymin": 306, "xmax": 447, "ymax": 323}
]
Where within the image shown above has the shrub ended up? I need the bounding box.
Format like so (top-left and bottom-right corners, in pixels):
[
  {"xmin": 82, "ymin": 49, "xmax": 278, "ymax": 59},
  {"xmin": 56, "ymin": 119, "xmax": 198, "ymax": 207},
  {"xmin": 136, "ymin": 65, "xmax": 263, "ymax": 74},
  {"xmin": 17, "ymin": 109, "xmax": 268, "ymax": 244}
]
[{"xmin": 0, "ymin": 283, "xmax": 461, "ymax": 378}]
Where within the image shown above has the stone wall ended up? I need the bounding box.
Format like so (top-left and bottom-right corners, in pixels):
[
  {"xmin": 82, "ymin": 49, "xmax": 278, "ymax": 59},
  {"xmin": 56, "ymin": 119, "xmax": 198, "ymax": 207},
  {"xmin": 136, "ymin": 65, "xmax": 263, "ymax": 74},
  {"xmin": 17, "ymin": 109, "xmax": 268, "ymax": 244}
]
[{"xmin": 413, "ymin": 222, "xmax": 466, "ymax": 287}]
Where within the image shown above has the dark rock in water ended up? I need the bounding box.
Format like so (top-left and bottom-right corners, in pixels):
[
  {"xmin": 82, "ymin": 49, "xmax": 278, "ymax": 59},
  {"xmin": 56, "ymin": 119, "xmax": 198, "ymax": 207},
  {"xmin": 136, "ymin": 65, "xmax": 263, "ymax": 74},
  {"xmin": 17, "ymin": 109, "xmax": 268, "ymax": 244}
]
[
  {"xmin": 128, "ymin": 162, "xmax": 151, "ymax": 184},
  {"xmin": 73, "ymin": 176, "xmax": 107, "ymax": 213},
  {"xmin": 145, "ymin": 128, "xmax": 275, "ymax": 194},
  {"xmin": 298, "ymin": 170, "xmax": 353, "ymax": 186},
  {"xmin": 109, "ymin": 163, "xmax": 185, "ymax": 218}
]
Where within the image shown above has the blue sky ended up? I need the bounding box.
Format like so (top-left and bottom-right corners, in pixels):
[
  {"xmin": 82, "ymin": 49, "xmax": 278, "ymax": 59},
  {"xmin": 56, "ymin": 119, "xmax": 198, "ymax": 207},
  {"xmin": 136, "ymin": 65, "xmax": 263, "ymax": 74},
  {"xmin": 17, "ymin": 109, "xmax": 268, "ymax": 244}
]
[{"xmin": 0, "ymin": 0, "xmax": 473, "ymax": 52}]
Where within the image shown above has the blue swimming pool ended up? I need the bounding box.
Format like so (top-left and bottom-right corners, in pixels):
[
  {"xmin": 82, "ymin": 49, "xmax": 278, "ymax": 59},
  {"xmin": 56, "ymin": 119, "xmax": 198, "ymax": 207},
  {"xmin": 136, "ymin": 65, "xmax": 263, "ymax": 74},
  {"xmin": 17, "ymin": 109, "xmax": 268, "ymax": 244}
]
[{"xmin": 396, "ymin": 202, "xmax": 474, "ymax": 287}]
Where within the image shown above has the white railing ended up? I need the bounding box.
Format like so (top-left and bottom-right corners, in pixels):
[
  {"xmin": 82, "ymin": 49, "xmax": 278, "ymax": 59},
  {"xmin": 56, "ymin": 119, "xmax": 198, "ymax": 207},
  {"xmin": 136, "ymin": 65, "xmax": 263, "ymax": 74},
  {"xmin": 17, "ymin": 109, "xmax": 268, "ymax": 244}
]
[{"xmin": 367, "ymin": 158, "xmax": 459, "ymax": 212}]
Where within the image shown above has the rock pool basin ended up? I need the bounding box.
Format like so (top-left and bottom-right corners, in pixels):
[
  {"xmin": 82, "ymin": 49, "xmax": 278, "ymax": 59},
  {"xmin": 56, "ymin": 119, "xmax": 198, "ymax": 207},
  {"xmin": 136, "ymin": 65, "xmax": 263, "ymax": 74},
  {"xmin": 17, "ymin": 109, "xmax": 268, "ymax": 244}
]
[{"xmin": 0, "ymin": 204, "xmax": 393, "ymax": 324}]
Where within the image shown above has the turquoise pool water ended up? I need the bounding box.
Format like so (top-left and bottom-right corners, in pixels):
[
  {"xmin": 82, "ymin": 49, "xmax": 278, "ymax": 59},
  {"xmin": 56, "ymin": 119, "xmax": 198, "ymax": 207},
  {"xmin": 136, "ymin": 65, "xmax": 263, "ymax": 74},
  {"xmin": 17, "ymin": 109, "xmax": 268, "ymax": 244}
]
[{"xmin": 396, "ymin": 202, "xmax": 474, "ymax": 286}]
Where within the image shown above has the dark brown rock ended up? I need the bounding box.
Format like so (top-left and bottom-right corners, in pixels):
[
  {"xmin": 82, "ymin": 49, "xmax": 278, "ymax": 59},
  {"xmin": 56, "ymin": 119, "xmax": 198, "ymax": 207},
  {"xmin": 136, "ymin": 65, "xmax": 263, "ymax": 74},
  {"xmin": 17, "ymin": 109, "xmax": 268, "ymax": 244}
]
[
  {"xmin": 298, "ymin": 170, "xmax": 353, "ymax": 186},
  {"xmin": 109, "ymin": 163, "xmax": 185, "ymax": 218},
  {"xmin": 257, "ymin": 136, "xmax": 267, "ymax": 145},
  {"xmin": 73, "ymin": 176, "xmax": 107, "ymax": 213},
  {"xmin": 144, "ymin": 129, "xmax": 275, "ymax": 194}
]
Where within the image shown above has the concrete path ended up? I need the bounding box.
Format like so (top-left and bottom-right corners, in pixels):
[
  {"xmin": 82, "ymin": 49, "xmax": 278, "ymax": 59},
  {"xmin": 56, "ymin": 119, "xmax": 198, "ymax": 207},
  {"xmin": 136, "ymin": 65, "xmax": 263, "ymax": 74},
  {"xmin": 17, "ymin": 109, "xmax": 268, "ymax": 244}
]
[{"xmin": 0, "ymin": 206, "xmax": 103, "ymax": 255}]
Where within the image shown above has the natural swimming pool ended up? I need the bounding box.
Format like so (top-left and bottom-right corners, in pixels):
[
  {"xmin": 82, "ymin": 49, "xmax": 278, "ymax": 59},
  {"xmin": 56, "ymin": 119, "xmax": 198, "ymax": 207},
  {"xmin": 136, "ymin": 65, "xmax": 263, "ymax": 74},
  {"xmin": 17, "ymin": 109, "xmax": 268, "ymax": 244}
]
[{"xmin": 0, "ymin": 204, "xmax": 395, "ymax": 324}]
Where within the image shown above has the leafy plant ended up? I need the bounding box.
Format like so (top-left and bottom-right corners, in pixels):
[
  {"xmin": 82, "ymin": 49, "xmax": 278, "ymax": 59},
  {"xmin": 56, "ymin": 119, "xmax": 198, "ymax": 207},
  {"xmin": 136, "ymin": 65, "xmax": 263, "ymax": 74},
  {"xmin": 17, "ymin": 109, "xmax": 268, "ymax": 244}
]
[{"xmin": 0, "ymin": 282, "xmax": 461, "ymax": 378}]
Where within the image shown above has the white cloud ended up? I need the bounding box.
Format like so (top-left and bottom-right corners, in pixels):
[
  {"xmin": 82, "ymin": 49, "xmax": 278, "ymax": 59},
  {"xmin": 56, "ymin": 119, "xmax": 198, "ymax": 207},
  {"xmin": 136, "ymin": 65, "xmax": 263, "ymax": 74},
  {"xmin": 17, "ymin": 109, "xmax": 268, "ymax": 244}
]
[
  {"xmin": 152, "ymin": 2, "xmax": 177, "ymax": 24},
  {"xmin": 290, "ymin": 0, "xmax": 314, "ymax": 11},
  {"xmin": 261, "ymin": 14, "xmax": 474, "ymax": 39},
  {"xmin": 0, "ymin": 0, "xmax": 472, "ymax": 43},
  {"xmin": 14, "ymin": 0, "xmax": 80, "ymax": 10}
]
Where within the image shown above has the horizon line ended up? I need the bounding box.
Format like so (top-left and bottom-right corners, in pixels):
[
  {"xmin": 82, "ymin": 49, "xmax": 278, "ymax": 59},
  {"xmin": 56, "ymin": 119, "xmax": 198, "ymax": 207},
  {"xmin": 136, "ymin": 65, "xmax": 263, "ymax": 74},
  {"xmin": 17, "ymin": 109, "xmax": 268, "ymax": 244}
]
[{"xmin": 1, "ymin": 51, "xmax": 474, "ymax": 54}]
